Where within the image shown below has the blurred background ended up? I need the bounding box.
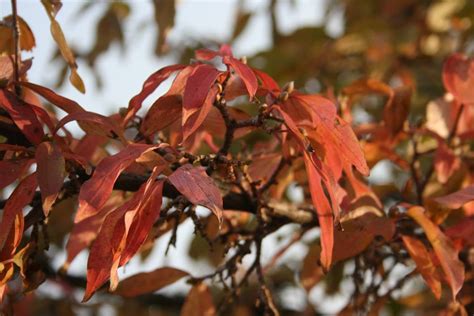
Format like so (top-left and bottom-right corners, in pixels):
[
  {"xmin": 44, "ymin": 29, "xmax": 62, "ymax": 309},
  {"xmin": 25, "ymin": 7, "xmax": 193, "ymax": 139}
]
[{"xmin": 1, "ymin": 0, "xmax": 474, "ymax": 315}]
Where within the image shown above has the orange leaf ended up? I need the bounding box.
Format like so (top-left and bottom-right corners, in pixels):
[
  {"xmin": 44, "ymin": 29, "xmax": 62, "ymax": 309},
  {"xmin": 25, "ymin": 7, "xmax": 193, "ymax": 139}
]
[
  {"xmin": 168, "ymin": 164, "xmax": 223, "ymax": 224},
  {"xmin": 114, "ymin": 267, "xmax": 188, "ymax": 297},
  {"xmin": 35, "ymin": 142, "xmax": 65, "ymax": 215},
  {"xmin": 407, "ymin": 206, "xmax": 465, "ymax": 300},
  {"xmin": 180, "ymin": 283, "xmax": 216, "ymax": 316},
  {"xmin": 125, "ymin": 64, "xmax": 186, "ymax": 125},
  {"xmin": 332, "ymin": 206, "xmax": 394, "ymax": 264},
  {"xmin": 402, "ymin": 235, "xmax": 442, "ymax": 299},
  {"xmin": 83, "ymin": 169, "xmax": 161, "ymax": 301},
  {"xmin": 303, "ymin": 152, "xmax": 333, "ymax": 269}
]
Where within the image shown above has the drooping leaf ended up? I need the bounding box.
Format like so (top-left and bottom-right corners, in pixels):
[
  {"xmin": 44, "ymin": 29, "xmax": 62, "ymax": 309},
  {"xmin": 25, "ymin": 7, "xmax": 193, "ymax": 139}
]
[
  {"xmin": 125, "ymin": 64, "xmax": 186, "ymax": 125},
  {"xmin": 83, "ymin": 169, "xmax": 160, "ymax": 301},
  {"xmin": 303, "ymin": 152, "xmax": 333, "ymax": 269},
  {"xmin": 402, "ymin": 235, "xmax": 442, "ymax": 299},
  {"xmin": 288, "ymin": 93, "xmax": 369, "ymax": 176},
  {"xmin": 168, "ymin": 164, "xmax": 223, "ymax": 224},
  {"xmin": 114, "ymin": 267, "xmax": 188, "ymax": 297},
  {"xmin": 64, "ymin": 194, "xmax": 124, "ymax": 270},
  {"xmin": 35, "ymin": 142, "xmax": 65, "ymax": 215},
  {"xmin": 0, "ymin": 173, "xmax": 37, "ymax": 250},
  {"xmin": 75, "ymin": 143, "xmax": 159, "ymax": 223},
  {"xmin": 180, "ymin": 283, "xmax": 216, "ymax": 316},
  {"xmin": 153, "ymin": 0, "xmax": 175, "ymax": 55},
  {"xmin": 434, "ymin": 185, "xmax": 474, "ymax": 209},
  {"xmin": 41, "ymin": 0, "xmax": 85, "ymax": 93},
  {"xmin": 407, "ymin": 206, "xmax": 465, "ymax": 300},
  {"xmin": 118, "ymin": 180, "xmax": 164, "ymax": 266},
  {"xmin": 443, "ymin": 53, "xmax": 474, "ymax": 105}
]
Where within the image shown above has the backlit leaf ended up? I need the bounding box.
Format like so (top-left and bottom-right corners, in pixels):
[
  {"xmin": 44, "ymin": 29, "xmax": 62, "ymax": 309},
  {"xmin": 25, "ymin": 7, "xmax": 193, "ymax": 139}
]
[
  {"xmin": 402, "ymin": 235, "xmax": 442, "ymax": 299},
  {"xmin": 75, "ymin": 143, "xmax": 159, "ymax": 223},
  {"xmin": 168, "ymin": 164, "xmax": 223, "ymax": 224},
  {"xmin": 407, "ymin": 206, "xmax": 465, "ymax": 300}
]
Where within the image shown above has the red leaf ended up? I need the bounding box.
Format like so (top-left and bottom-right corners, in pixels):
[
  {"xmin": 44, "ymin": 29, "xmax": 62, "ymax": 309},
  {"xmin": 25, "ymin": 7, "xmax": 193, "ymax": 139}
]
[
  {"xmin": 303, "ymin": 152, "xmax": 333, "ymax": 269},
  {"xmin": 118, "ymin": 181, "xmax": 164, "ymax": 266},
  {"xmin": 224, "ymin": 56, "xmax": 258, "ymax": 98},
  {"xmin": 402, "ymin": 235, "xmax": 442, "ymax": 299},
  {"xmin": 434, "ymin": 185, "xmax": 474, "ymax": 209},
  {"xmin": 0, "ymin": 90, "xmax": 44, "ymax": 145},
  {"xmin": 75, "ymin": 143, "xmax": 159, "ymax": 223},
  {"xmin": 0, "ymin": 173, "xmax": 37, "ymax": 250},
  {"xmin": 63, "ymin": 195, "xmax": 123, "ymax": 269},
  {"xmin": 445, "ymin": 218, "xmax": 474, "ymax": 247},
  {"xmin": 21, "ymin": 82, "xmax": 85, "ymax": 114},
  {"xmin": 253, "ymin": 68, "xmax": 280, "ymax": 94},
  {"xmin": 182, "ymin": 85, "xmax": 218, "ymax": 141},
  {"xmin": 183, "ymin": 64, "xmax": 219, "ymax": 111},
  {"xmin": 168, "ymin": 164, "xmax": 223, "ymax": 224},
  {"xmin": 407, "ymin": 206, "xmax": 465, "ymax": 300},
  {"xmin": 141, "ymin": 95, "xmax": 182, "ymax": 136},
  {"xmin": 141, "ymin": 65, "xmax": 194, "ymax": 136},
  {"xmin": 0, "ymin": 159, "xmax": 31, "ymax": 190},
  {"xmin": 181, "ymin": 283, "xmax": 216, "ymax": 316},
  {"xmin": 54, "ymin": 110, "xmax": 125, "ymax": 142},
  {"xmin": 83, "ymin": 170, "xmax": 160, "ymax": 301},
  {"xmin": 125, "ymin": 64, "xmax": 186, "ymax": 125},
  {"xmin": 443, "ymin": 53, "xmax": 474, "ymax": 105},
  {"xmin": 114, "ymin": 267, "xmax": 188, "ymax": 297},
  {"xmin": 35, "ymin": 142, "xmax": 65, "ymax": 215}
]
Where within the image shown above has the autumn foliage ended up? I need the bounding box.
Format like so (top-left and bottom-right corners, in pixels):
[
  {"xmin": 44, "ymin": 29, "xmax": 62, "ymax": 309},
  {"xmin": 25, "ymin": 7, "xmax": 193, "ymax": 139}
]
[{"xmin": 1, "ymin": 1, "xmax": 474, "ymax": 315}]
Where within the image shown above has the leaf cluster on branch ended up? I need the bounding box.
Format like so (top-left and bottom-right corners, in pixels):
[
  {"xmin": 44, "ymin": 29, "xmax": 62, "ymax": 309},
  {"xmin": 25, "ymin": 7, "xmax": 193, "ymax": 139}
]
[{"xmin": 1, "ymin": 1, "xmax": 474, "ymax": 315}]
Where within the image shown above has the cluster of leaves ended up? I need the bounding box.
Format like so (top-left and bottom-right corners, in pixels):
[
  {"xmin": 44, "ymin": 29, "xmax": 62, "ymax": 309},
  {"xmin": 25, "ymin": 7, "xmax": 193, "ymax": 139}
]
[{"xmin": 1, "ymin": 0, "xmax": 474, "ymax": 315}]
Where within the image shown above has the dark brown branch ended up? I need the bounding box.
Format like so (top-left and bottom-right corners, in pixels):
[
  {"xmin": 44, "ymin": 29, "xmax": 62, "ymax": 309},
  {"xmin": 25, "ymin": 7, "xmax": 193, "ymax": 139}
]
[{"xmin": 10, "ymin": 0, "xmax": 21, "ymax": 95}]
